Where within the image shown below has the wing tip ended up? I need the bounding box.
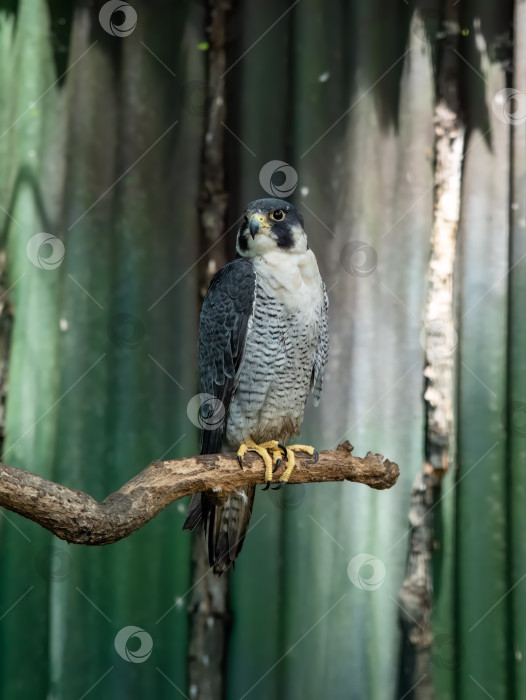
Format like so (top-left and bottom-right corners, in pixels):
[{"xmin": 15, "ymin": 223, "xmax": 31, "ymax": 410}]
[{"xmin": 182, "ymin": 493, "xmax": 204, "ymax": 531}]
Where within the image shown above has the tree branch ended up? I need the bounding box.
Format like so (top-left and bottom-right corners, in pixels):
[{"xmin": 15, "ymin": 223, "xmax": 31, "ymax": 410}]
[{"xmin": 0, "ymin": 442, "xmax": 399, "ymax": 545}]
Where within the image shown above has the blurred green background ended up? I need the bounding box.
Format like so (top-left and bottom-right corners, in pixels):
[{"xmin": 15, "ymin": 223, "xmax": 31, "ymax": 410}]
[{"xmin": 0, "ymin": 1, "xmax": 524, "ymax": 699}]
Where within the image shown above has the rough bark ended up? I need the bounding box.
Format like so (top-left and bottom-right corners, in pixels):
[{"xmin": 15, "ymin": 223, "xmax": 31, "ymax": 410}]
[
  {"xmin": 0, "ymin": 442, "xmax": 398, "ymax": 545},
  {"xmin": 197, "ymin": 0, "xmax": 231, "ymax": 298},
  {"xmin": 0, "ymin": 251, "xmax": 13, "ymax": 458},
  {"xmin": 397, "ymin": 4, "xmax": 464, "ymax": 698},
  {"xmin": 191, "ymin": 1, "xmax": 233, "ymax": 697}
]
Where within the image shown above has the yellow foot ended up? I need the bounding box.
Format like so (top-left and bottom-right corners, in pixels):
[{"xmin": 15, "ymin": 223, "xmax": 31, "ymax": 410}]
[
  {"xmin": 237, "ymin": 439, "xmax": 287, "ymax": 490},
  {"xmin": 272, "ymin": 444, "xmax": 319, "ymax": 490}
]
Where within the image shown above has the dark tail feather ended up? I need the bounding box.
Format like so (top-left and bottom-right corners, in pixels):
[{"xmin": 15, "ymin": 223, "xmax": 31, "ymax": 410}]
[
  {"xmin": 183, "ymin": 493, "xmax": 204, "ymax": 531},
  {"xmin": 208, "ymin": 486, "xmax": 255, "ymax": 574},
  {"xmin": 183, "ymin": 487, "xmax": 255, "ymax": 574}
]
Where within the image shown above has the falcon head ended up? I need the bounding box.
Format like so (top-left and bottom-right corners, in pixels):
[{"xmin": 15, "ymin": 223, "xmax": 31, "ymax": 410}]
[{"xmin": 236, "ymin": 198, "xmax": 307, "ymax": 258}]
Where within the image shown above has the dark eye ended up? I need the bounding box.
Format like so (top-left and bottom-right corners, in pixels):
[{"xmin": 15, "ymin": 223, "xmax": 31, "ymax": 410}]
[{"xmin": 271, "ymin": 209, "xmax": 285, "ymax": 221}]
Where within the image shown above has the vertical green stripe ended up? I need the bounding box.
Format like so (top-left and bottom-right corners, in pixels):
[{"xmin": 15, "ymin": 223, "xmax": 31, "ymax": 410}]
[
  {"xmin": 0, "ymin": 1, "xmax": 58, "ymax": 696},
  {"xmin": 508, "ymin": 3, "xmax": 526, "ymax": 696},
  {"xmin": 455, "ymin": 85, "xmax": 510, "ymax": 700}
]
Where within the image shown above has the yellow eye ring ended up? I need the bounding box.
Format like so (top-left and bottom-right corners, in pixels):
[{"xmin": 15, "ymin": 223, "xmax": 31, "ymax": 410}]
[{"xmin": 271, "ymin": 209, "xmax": 285, "ymax": 221}]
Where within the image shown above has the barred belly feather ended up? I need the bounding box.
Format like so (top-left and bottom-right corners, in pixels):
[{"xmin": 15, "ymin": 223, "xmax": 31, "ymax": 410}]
[{"xmin": 225, "ymin": 252, "xmax": 326, "ymax": 448}]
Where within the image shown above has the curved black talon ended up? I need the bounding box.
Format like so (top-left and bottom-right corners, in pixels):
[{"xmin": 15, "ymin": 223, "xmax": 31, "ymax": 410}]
[
  {"xmin": 272, "ymin": 481, "xmax": 286, "ymax": 490},
  {"xmin": 313, "ymin": 449, "xmax": 319, "ymax": 463},
  {"xmin": 237, "ymin": 454, "xmax": 244, "ymax": 468},
  {"xmin": 277, "ymin": 442, "xmax": 287, "ymax": 458},
  {"xmin": 272, "ymin": 458, "xmax": 282, "ymax": 473},
  {"xmin": 262, "ymin": 481, "xmax": 271, "ymax": 491}
]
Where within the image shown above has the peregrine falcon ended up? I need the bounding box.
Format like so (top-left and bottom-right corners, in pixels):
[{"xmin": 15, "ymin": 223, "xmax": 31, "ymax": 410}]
[{"xmin": 183, "ymin": 197, "xmax": 329, "ymax": 573}]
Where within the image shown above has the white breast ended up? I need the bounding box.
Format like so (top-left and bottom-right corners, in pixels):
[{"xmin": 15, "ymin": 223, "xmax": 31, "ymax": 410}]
[
  {"xmin": 252, "ymin": 248, "xmax": 324, "ymax": 318},
  {"xmin": 224, "ymin": 247, "xmax": 325, "ymax": 448}
]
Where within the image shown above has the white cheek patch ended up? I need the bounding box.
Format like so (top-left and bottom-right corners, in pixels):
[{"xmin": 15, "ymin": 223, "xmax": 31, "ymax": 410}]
[{"xmin": 289, "ymin": 224, "xmax": 308, "ymax": 252}]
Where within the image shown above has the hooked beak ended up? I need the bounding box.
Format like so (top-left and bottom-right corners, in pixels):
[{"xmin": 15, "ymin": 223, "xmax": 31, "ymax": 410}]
[
  {"xmin": 249, "ymin": 216, "xmax": 260, "ymax": 239},
  {"xmin": 248, "ymin": 213, "xmax": 266, "ymax": 238}
]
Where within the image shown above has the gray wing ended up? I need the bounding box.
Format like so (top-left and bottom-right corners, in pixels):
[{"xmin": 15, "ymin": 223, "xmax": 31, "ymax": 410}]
[
  {"xmin": 198, "ymin": 258, "xmax": 256, "ymax": 455},
  {"xmin": 184, "ymin": 258, "xmax": 256, "ymax": 572},
  {"xmin": 311, "ymin": 282, "xmax": 329, "ymax": 404}
]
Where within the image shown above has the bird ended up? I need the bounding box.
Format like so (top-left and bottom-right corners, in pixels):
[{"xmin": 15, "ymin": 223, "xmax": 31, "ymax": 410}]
[{"xmin": 183, "ymin": 197, "xmax": 329, "ymax": 574}]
